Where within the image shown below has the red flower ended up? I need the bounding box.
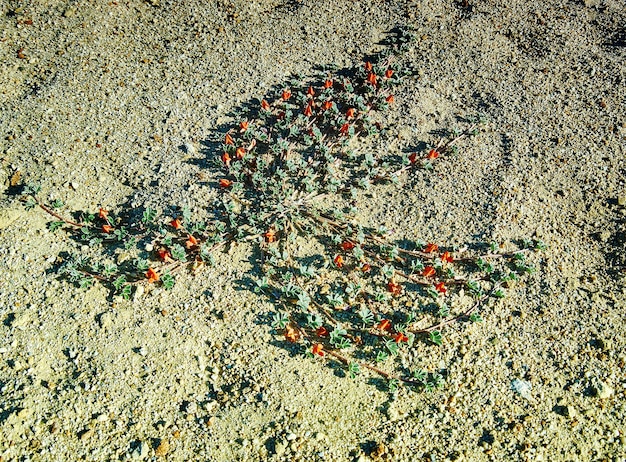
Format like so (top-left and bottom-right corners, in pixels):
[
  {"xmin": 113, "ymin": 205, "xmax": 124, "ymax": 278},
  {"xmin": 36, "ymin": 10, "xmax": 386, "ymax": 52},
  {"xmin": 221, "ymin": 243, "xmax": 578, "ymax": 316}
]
[
  {"xmin": 185, "ymin": 234, "xmax": 198, "ymax": 249},
  {"xmin": 324, "ymin": 79, "xmax": 333, "ymax": 89},
  {"xmin": 219, "ymin": 179, "xmax": 233, "ymax": 188},
  {"xmin": 98, "ymin": 208, "xmax": 108, "ymax": 220},
  {"xmin": 339, "ymin": 123, "xmax": 350, "ymax": 135},
  {"xmin": 264, "ymin": 229, "xmax": 276, "ymax": 243},
  {"xmin": 312, "ymin": 343, "xmax": 324, "ymax": 357},
  {"xmin": 386, "ymin": 95, "xmax": 395, "ymax": 103},
  {"xmin": 304, "ymin": 103, "xmax": 313, "ymax": 117},
  {"xmin": 236, "ymin": 147, "xmax": 246, "ymax": 159},
  {"xmin": 367, "ymin": 73, "xmax": 377, "ymax": 86},
  {"xmin": 307, "ymin": 86, "xmax": 315, "ymax": 97},
  {"xmin": 435, "ymin": 282, "xmax": 447, "ymax": 294},
  {"xmin": 424, "ymin": 243, "xmax": 439, "ymax": 253},
  {"xmin": 340, "ymin": 241, "xmax": 355, "ymax": 251},
  {"xmin": 427, "ymin": 149, "xmax": 439, "ymax": 159},
  {"xmin": 224, "ymin": 133, "xmax": 234, "ymax": 145},
  {"xmin": 394, "ymin": 332, "xmax": 408, "ymax": 343},
  {"xmin": 440, "ymin": 251, "xmax": 453, "ymax": 263},
  {"xmin": 316, "ymin": 326, "xmax": 329, "ymax": 337},
  {"xmin": 221, "ymin": 152, "xmax": 231, "ymax": 165},
  {"xmin": 146, "ymin": 267, "xmax": 159, "ymax": 283},
  {"xmin": 333, "ymin": 254, "xmax": 344, "ymax": 268},
  {"xmin": 364, "ymin": 61, "xmax": 373, "ymax": 71},
  {"xmin": 361, "ymin": 263, "xmax": 371, "ymax": 273},
  {"xmin": 170, "ymin": 218, "xmax": 182, "ymax": 230},
  {"xmin": 102, "ymin": 224, "xmax": 114, "ymax": 233},
  {"xmin": 378, "ymin": 319, "xmax": 391, "ymax": 331},
  {"xmin": 157, "ymin": 248, "xmax": 171, "ymax": 261},
  {"xmin": 284, "ymin": 324, "xmax": 300, "ymax": 343},
  {"xmin": 387, "ymin": 281, "xmax": 402, "ymax": 296},
  {"xmin": 322, "ymin": 101, "xmax": 333, "ymax": 111},
  {"xmin": 385, "ymin": 69, "xmax": 393, "ymax": 78},
  {"xmin": 282, "ymin": 89, "xmax": 291, "ymax": 101},
  {"xmin": 239, "ymin": 121, "xmax": 249, "ymax": 132},
  {"xmin": 423, "ymin": 266, "xmax": 436, "ymax": 278},
  {"xmin": 261, "ymin": 99, "xmax": 270, "ymax": 111},
  {"xmin": 346, "ymin": 108, "xmax": 356, "ymax": 118},
  {"xmin": 408, "ymin": 152, "xmax": 418, "ymax": 164}
]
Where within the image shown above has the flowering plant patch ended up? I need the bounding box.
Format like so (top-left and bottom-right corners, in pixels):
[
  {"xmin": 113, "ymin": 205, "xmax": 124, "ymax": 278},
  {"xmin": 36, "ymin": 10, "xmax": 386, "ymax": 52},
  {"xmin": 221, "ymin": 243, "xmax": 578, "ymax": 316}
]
[{"xmin": 22, "ymin": 26, "xmax": 542, "ymax": 391}]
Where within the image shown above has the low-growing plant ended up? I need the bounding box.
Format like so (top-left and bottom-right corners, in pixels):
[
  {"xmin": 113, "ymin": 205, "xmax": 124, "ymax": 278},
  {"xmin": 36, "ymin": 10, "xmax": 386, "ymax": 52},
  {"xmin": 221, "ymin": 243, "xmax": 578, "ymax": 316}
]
[{"xmin": 21, "ymin": 26, "xmax": 543, "ymax": 391}]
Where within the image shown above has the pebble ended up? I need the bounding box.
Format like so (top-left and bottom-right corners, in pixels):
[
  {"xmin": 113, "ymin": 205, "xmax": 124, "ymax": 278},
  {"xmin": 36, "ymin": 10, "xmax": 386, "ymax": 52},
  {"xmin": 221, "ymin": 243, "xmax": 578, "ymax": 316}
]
[
  {"xmin": 593, "ymin": 380, "xmax": 614, "ymax": 399},
  {"xmin": 129, "ymin": 441, "xmax": 149, "ymax": 459},
  {"xmin": 618, "ymin": 196, "xmax": 626, "ymax": 207},
  {"xmin": 154, "ymin": 439, "xmax": 170, "ymax": 457}
]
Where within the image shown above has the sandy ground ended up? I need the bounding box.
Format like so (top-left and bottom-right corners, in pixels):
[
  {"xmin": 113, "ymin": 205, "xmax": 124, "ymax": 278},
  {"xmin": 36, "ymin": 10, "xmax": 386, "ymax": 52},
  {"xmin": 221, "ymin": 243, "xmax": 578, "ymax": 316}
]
[{"xmin": 0, "ymin": 0, "xmax": 625, "ymax": 460}]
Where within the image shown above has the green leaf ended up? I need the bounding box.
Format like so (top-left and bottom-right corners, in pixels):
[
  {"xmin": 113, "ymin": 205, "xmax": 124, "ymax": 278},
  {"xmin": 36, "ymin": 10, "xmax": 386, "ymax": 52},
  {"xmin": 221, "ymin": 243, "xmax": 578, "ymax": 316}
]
[
  {"xmin": 161, "ymin": 272, "xmax": 175, "ymax": 290},
  {"xmin": 48, "ymin": 221, "xmax": 65, "ymax": 232},
  {"xmin": 429, "ymin": 330, "xmax": 442, "ymax": 346},
  {"xmin": 142, "ymin": 207, "xmax": 157, "ymax": 224}
]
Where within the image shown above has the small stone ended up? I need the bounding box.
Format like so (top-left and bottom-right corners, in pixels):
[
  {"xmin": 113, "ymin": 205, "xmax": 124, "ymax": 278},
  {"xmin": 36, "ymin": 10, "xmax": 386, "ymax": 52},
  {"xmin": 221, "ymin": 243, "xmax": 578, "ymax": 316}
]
[
  {"xmin": 79, "ymin": 428, "xmax": 94, "ymax": 441},
  {"xmin": 565, "ymin": 405, "xmax": 577, "ymax": 418},
  {"xmin": 286, "ymin": 432, "xmax": 297, "ymax": 441},
  {"xmin": 155, "ymin": 439, "xmax": 170, "ymax": 457},
  {"xmin": 593, "ymin": 380, "xmax": 614, "ymax": 399},
  {"xmin": 133, "ymin": 285, "xmax": 144, "ymax": 301},
  {"xmin": 98, "ymin": 311, "xmax": 114, "ymax": 329},
  {"xmin": 618, "ymin": 196, "xmax": 626, "ymax": 207},
  {"xmin": 70, "ymin": 181, "xmax": 79, "ymax": 190}
]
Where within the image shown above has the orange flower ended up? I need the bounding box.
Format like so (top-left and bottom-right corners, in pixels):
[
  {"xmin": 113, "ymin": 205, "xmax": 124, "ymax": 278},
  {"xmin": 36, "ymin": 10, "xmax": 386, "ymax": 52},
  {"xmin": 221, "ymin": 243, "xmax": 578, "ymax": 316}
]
[
  {"xmin": 440, "ymin": 251, "xmax": 453, "ymax": 263},
  {"xmin": 261, "ymin": 99, "xmax": 270, "ymax": 111},
  {"xmin": 224, "ymin": 133, "xmax": 234, "ymax": 145},
  {"xmin": 364, "ymin": 61, "xmax": 373, "ymax": 71},
  {"xmin": 386, "ymin": 95, "xmax": 395, "ymax": 103},
  {"xmin": 304, "ymin": 103, "xmax": 313, "ymax": 117},
  {"xmin": 236, "ymin": 147, "xmax": 246, "ymax": 159},
  {"xmin": 324, "ymin": 79, "xmax": 333, "ymax": 89},
  {"xmin": 378, "ymin": 319, "xmax": 391, "ymax": 331},
  {"xmin": 185, "ymin": 234, "xmax": 198, "ymax": 249},
  {"xmin": 367, "ymin": 72, "xmax": 377, "ymax": 86},
  {"xmin": 346, "ymin": 108, "xmax": 356, "ymax": 118},
  {"xmin": 427, "ymin": 149, "xmax": 439, "ymax": 159},
  {"xmin": 312, "ymin": 343, "xmax": 324, "ymax": 357},
  {"xmin": 264, "ymin": 228, "xmax": 276, "ymax": 243},
  {"xmin": 145, "ymin": 267, "xmax": 159, "ymax": 283},
  {"xmin": 157, "ymin": 248, "xmax": 171, "ymax": 261},
  {"xmin": 284, "ymin": 323, "xmax": 300, "ymax": 343},
  {"xmin": 424, "ymin": 243, "xmax": 439, "ymax": 253},
  {"xmin": 98, "ymin": 208, "xmax": 108, "ymax": 219},
  {"xmin": 394, "ymin": 332, "xmax": 408, "ymax": 343},
  {"xmin": 339, "ymin": 123, "xmax": 350, "ymax": 135},
  {"xmin": 316, "ymin": 326, "xmax": 329, "ymax": 337},
  {"xmin": 340, "ymin": 241, "xmax": 355, "ymax": 251},
  {"xmin": 322, "ymin": 101, "xmax": 333, "ymax": 111},
  {"xmin": 170, "ymin": 218, "xmax": 182, "ymax": 230},
  {"xmin": 282, "ymin": 89, "xmax": 291, "ymax": 101},
  {"xmin": 239, "ymin": 121, "xmax": 249, "ymax": 132},
  {"xmin": 333, "ymin": 254, "xmax": 344, "ymax": 268},
  {"xmin": 435, "ymin": 281, "xmax": 446, "ymax": 294},
  {"xmin": 387, "ymin": 281, "xmax": 402, "ymax": 295},
  {"xmin": 219, "ymin": 179, "xmax": 233, "ymax": 188},
  {"xmin": 361, "ymin": 263, "xmax": 371, "ymax": 273},
  {"xmin": 221, "ymin": 152, "xmax": 231, "ymax": 165},
  {"xmin": 408, "ymin": 152, "xmax": 418, "ymax": 164},
  {"xmin": 102, "ymin": 224, "xmax": 114, "ymax": 233},
  {"xmin": 307, "ymin": 86, "xmax": 315, "ymax": 97},
  {"xmin": 423, "ymin": 266, "xmax": 436, "ymax": 278},
  {"xmin": 385, "ymin": 69, "xmax": 393, "ymax": 78}
]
